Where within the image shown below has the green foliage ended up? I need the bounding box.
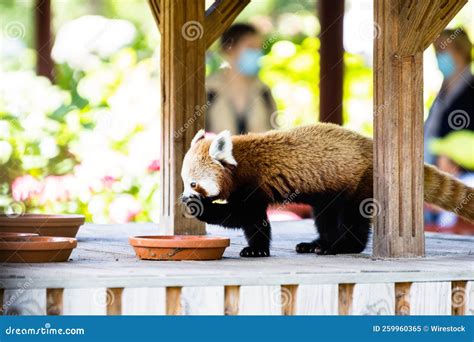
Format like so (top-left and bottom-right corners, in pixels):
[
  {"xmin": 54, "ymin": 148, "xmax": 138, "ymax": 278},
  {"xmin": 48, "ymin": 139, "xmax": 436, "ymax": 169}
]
[{"xmin": 0, "ymin": 15, "xmax": 161, "ymax": 223}]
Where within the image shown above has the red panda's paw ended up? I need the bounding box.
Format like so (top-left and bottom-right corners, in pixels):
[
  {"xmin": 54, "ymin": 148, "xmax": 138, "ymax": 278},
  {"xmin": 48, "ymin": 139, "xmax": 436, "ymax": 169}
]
[
  {"xmin": 240, "ymin": 247, "xmax": 270, "ymax": 258},
  {"xmin": 295, "ymin": 242, "xmax": 323, "ymax": 254}
]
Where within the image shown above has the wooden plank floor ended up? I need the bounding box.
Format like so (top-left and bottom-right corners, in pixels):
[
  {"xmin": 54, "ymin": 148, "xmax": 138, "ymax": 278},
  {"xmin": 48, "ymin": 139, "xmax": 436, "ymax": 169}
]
[{"xmin": 1, "ymin": 220, "xmax": 473, "ymax": 289}]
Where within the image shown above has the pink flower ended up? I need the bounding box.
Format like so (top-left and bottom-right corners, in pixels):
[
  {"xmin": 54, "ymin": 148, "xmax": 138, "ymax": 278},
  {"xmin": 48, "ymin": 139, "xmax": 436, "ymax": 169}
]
[
  {"xmin": 39, "ymin": 175, "xmax": 77, "ymax": 204},
  {"xmin": 12, "ymin": 174, "xmax": 78, "ymax": 204},
  {"xmin": 109, "ymin": 195, "xmax": 141, "ymax": 223},
  {"xmin": 147, "ymin": 159, "xmax": 161, "ymax": 172},
  {"xmin": 102, "ymin": 175, "xmax": 116, "ymax": 187},
  {"xmin": 12, "ymin": 175, "xmax": 42, "ymax": 201}
]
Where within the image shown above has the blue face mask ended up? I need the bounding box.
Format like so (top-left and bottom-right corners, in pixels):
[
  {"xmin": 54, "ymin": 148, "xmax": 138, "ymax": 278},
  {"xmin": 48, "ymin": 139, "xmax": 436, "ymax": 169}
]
[
  {"xmin": 436, "ymin": 52, "xmax": 456, "ymax": 78},
  {"xmin": 237, "ymin": 49, "xmax": 263, "ymax": 76}
]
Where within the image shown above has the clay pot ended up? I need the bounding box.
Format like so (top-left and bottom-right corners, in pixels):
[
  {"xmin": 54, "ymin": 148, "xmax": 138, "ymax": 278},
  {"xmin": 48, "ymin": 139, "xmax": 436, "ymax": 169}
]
[
  {"xmin": 0, "ymin": 236, "xmax": 77, "ymax": 263},
  {"xmin": 129, "ymin": 235, "xmax": 230, "ymax": 260},
  {"xmin": 0, "ymin": 232, "xmax": 38, "ymax": 238},
  {"xmin": 0, "ymin": 214, "xmax": 85, "ymax": 237}
]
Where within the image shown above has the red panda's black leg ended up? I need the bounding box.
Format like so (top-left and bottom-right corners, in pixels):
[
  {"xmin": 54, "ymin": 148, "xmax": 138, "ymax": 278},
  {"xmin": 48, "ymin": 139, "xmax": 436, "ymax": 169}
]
[
  {"xmin": 296, "ymin": 195, "xmax": 370, "ymax": 255},
  {"xmin": 184, "ymin": 190, "xmax": 272, "ymax": 257},
  {"xmin": 295, "ymin": 241, "xmax": 322, "ymax": 254},
  {"xmin": 329, "ymin": 199, "xmax": 371, "ymax": 254},
  {"xmin": 240, "ymin": 215, "xmax": 271, "ymax": 257},
  {"xmin": 296, "ymin": 198, "xmax": 339, "ymax": 254}
]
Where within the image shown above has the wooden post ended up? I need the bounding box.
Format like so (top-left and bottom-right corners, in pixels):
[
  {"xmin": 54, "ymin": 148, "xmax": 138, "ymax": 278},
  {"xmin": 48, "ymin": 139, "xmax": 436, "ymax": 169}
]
[
  {"xmin": 149, "ymin": 0, "xmax": 249, "ymax": 235},
  {"xmin": 35, "ymin": 0, "xmax": 54, "ymax": 81},
  {"xmin": 154, "ymin": 0, "xmax": 206, "ymax": 234},
  {"xmin": 373, "ymin": 0, "xmax": 466, "ymax": 257},
  {"xmin": 318, "ymin": 0, "xmax": 344, "ymax": 125}
]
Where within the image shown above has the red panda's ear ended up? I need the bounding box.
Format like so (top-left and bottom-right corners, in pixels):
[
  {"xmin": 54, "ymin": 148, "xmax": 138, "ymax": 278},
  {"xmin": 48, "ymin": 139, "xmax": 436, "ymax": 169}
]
[
  {"xmin": 209, "ymin": 130, "xmax": 237, "ymax": 166},
  {"xmin": 190, "ymin": 129, "xmax": 205, "ymax": 146}
]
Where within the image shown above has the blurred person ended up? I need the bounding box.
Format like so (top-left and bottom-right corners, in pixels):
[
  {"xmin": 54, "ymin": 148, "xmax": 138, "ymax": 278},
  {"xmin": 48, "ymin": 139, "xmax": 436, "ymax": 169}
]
[
  {"xmin": 206, "ymin": 24, "xmax": 313, "ymax": 221},
  {"xmin": 206, "ymin": 23, "xmax": 276, "ymax": 135},
  {"xmin": 426, "ymin": 130, "xmax": 474, "ymax": 233},
  {"xmin": 424, "ymin": 28, "xmax": 474, "ymax": 165}
]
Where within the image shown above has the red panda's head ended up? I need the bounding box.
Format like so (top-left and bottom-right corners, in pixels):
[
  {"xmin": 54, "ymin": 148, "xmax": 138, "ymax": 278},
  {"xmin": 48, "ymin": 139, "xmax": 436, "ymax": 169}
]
[{"xmin": 181, "ymin": 130, "xmax": 237, "ymax": 201}]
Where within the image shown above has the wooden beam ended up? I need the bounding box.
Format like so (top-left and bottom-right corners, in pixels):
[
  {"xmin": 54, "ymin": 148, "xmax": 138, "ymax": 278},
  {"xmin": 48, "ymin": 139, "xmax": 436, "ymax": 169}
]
[
  {"xmin": 374, "ymin": 0, "xmax": 425, "ymax": 258},
  {"xmin": 204, "ymin": 0, "xmax": 250, "ymax": 49},
  {"xmin": 35, "ymin": 0, "xmax": 54, "ymax": 81},
  {"xmin": 281, "ymin": 284, "xmax": 297, "ymax": 315},
  {"xmin": 373, "ymin": 0, "xmax": 466, "ymax": 258},
  {"xmin": 452, "ymin": 281, "xmax": 467, "ymax": 315},
  {"xmin": 421, "ymin": 0, "xmax": 467, "ymax": 51},
  {"xmin": 106, "ymin": 288, "xmax": 123, "ymax": 315},
  {"xmin": 224, "ymin": 286, "xmax": 240, "ymax": 315},
  {"xmin": 398, "ymin": 0, "xmax": 468, "ymax": 56},
  {"xmin": 148, "ymin": 0, "xmax": 161, "ymax": 33},
  {"xmin": 152, "ymin": 0, "xmax": 207, "ymax": 235},
  {"xmin": 166, "ymin": 287, "xmax": 182, "ymax": 315},
  {"xmin": 318, "ymin": 0, "xmax": 344, "ymax": 125},
  {"xmin": 46, "ymin": 288, "xmax": 63, "ymax": 315},
  {"xmin": 338, "ymin": 283, "xmax": 354, "ymax": 315},
  {"xmin": 395, "ymin": 282, "xmax": 411, "ymax": 315},
  {"xmin": 398, "ymin": 0, "xmax": 435, "ymax": 56}
]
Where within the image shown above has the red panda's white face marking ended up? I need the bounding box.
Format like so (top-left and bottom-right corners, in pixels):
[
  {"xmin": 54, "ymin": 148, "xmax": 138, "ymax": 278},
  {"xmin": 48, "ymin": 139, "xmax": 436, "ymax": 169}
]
[{"xmin": 181, "ymin": 130, "xmax": 237, "ymax": 200}]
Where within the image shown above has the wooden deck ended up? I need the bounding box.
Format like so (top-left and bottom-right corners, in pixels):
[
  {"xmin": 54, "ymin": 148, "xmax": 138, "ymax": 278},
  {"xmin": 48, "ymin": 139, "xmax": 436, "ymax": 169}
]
[{"xmin": 1, "ymin": 220, "xmax": 474, "ymax": 315}]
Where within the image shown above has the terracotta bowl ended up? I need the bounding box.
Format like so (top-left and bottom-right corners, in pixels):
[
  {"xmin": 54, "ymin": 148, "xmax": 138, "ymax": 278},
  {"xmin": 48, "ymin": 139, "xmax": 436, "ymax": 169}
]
[
  {"xmin": 0, "ymin": 214, "xmax": 85, "ymax": 237},
  {"xmin": 0, "ymin": 236, "xmax": 77, "ymax": 263},
  {"xmin": 0, "ymin": 232, "xmax": 38, "ymax": 238},
  {"xmin": 129, "ymin": 235, "xmax": 230, "ymax": 261}
]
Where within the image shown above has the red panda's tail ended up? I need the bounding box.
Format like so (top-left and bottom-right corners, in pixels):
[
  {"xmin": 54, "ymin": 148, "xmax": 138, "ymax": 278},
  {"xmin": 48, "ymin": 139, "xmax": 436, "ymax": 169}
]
[{"xmin": 424, "ymin": 164, "xmax": 474, "ymax": 222}]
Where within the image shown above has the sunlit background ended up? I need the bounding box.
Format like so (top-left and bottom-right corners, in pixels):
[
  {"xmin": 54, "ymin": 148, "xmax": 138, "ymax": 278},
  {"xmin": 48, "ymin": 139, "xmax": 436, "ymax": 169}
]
[{"xmin": 0, "ymin": 0, "xmax": 473, "ymax": 223}]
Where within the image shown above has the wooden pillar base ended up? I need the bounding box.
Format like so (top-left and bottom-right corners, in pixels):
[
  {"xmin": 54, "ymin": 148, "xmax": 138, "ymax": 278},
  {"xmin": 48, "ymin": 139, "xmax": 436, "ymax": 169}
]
[
  {"xmin": 373, "ymin": 52, "xmax": 424, "ymax": 258},
  {"xmin": 373, "ymin": 1, "xmax": 424, "ymax": 257}
]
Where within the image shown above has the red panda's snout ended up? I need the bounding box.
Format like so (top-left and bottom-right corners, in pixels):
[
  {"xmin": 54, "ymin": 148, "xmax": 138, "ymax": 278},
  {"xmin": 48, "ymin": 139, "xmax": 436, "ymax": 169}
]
[{"xmin": 181, "ymin": 130, "xmax": 238, "ymax": 201}]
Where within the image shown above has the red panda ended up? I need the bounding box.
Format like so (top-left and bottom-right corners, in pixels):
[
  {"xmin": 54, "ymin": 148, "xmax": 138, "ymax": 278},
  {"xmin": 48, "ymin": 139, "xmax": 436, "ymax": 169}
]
[{"xmin": 181, "ymin": 124, "xmax": 474, "ymax": 257}]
